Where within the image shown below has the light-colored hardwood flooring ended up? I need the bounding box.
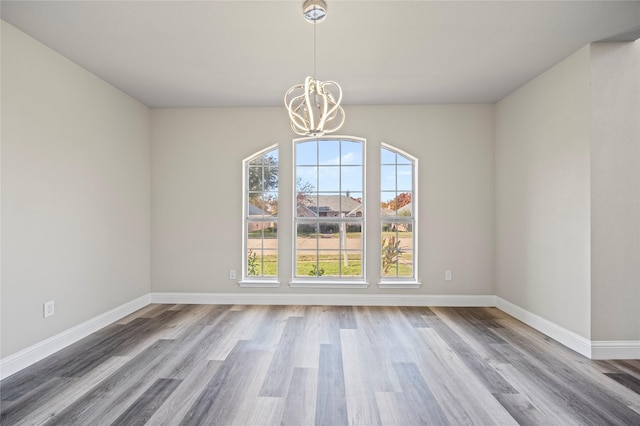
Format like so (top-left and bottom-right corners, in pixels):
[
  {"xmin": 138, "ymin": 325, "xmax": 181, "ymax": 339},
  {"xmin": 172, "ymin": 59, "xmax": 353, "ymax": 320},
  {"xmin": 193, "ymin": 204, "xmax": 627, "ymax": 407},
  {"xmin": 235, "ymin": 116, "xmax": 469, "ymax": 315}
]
[{"xmin": 1, "ymin": 304, "xmax": 639, "ymax": 425}]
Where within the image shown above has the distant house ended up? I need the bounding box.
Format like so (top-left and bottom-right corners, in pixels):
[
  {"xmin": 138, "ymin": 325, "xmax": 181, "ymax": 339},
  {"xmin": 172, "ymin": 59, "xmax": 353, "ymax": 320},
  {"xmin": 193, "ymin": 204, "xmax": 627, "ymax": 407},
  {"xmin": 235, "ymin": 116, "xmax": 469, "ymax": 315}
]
[
  {"xmin": 382, "ymin": 202, "xmax": 412, "ymax": 232},
  {"xmin": 297, "ymin": 195, "xmax": 362, "ymax": 233},
  {"xmin": 247, "ymin": 203, "xmax": 276, "ymax": 232},
  {"xmin": 300, "ymin": 195, "xmax": 362, "ymax": 217}
]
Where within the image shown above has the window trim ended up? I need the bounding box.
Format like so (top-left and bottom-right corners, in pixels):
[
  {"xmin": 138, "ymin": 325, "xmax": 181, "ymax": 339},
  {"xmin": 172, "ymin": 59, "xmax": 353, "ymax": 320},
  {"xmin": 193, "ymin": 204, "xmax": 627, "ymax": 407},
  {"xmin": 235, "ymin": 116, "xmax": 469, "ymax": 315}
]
[
  {"xmin": 240, "ymin": 143, "xmax": 281, "ymax": 287},
  {"xmin": 378, "ymin": 142, "xmax": 421, "ymax": 287},
  {"xmin": 290, "ymin": 135, "xmax": 368, "ymax": 288}
]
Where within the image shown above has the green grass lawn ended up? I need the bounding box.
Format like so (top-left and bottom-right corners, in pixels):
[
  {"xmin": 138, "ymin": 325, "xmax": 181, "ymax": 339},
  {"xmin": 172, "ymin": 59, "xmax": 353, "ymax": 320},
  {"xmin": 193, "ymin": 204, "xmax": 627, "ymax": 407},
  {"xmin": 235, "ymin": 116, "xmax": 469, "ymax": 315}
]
[{"xmin": 247, "ymin": 253, "xmax": 413, "ymax": 278}]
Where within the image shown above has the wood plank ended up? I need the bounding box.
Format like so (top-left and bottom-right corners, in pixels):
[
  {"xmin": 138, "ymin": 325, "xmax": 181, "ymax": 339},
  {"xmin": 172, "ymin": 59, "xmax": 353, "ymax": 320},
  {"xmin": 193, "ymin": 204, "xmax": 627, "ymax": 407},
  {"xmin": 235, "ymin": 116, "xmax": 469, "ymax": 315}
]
[
  {"xmin": 315, "ymin": 343, "xmax": 348, "ymax": 426},
  {"xmin": 109, "ymin": 378, "xmax": 181, "ymax": 426},
  {"xmin": 281, "ymin": 367, "xmax": 317, "ymax": 426}
]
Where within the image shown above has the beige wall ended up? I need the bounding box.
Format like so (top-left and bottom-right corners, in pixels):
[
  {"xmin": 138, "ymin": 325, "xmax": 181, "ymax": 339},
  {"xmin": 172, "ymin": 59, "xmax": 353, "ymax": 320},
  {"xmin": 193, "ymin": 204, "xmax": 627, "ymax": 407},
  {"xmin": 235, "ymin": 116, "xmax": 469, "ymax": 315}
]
[
  {"xmin": 495, "ymin": 46, "xmax": 592, "ymax": 338},
  {"xmin": 151, "ymin": 105, "xmax": 495, "ymax": 295},
  {"xmin": 1, "ymin": 22, "xmax": 151, "ymax": 357},
  {"xmin": 496, "ymin": 41, "xmax": 640, "ymax": 342},
  {"xmin": 590, "ymin": 42, "xmax": 640, "ymax": 341}
]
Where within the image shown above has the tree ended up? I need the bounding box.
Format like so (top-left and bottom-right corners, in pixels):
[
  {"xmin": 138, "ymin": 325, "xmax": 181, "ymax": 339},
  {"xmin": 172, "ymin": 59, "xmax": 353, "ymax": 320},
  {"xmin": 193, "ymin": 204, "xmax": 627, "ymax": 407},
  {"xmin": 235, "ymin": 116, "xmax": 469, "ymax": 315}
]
[
  {"xmin": 248, "ymin": 154, "xmax": 278, "ymax": 193},
  {"xmin": 381, "ymin": 192, "xmax": 411, "ymax": 211},
  {"xmin": 296, "ymin": 177, "xmax": 314, "ymax": 207}
]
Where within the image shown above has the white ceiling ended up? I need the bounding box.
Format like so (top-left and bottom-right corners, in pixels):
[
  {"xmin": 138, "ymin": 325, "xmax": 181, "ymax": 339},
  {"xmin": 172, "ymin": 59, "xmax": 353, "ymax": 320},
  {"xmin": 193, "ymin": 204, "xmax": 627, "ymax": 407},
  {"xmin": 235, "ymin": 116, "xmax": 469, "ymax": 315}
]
[{"xmin": 2, "ymin": 1, "xmax": 639, "ymax": 108}]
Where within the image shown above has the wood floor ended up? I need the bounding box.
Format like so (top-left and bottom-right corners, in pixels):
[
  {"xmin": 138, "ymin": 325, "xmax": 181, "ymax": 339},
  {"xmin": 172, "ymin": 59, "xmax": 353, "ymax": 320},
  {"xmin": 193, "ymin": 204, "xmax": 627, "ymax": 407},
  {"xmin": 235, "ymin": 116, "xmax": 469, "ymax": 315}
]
[{"xmin": 1, "ymin": 304, "xmax": 640, "ymax": 425}]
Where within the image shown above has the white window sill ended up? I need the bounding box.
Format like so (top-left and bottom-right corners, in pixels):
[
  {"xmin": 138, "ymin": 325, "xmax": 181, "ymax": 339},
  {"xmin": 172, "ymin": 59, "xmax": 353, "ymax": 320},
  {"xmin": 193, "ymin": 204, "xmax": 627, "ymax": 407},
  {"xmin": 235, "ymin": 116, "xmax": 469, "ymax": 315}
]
[
  {"xmin": 238, "ymin": 279, "xmax": 280, "ymax": 288},
  {"xmin": 289, "ymin": 280, "xmax": 369, "ymax": 289},
  {"xmin": 378, "ymin": 280, "xmax": 422, "ymax": 289}
]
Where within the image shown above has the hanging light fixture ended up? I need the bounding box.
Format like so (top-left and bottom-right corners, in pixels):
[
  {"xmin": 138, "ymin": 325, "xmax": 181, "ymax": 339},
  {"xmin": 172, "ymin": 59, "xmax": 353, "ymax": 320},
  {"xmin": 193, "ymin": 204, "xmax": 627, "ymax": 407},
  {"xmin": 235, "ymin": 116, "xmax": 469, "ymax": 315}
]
[{"xmin": 285, "ymin": 0, "xmax": 345, "ymax": 137}]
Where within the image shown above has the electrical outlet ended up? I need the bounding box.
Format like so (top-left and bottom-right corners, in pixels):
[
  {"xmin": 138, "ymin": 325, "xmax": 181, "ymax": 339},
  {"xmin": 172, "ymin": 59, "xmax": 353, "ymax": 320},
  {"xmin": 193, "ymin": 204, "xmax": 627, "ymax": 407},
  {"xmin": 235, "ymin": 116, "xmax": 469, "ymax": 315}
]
[
  {"xmin": 445, "ymin": 270, "xmax": 452, "ymax": 281},
  {"xmin": 229, "ymin": 269, "xmax": 236, "ymax": 280},
  {"xmin": 44, "ymin": 300, "xmax": 55, "ymax": 318}
]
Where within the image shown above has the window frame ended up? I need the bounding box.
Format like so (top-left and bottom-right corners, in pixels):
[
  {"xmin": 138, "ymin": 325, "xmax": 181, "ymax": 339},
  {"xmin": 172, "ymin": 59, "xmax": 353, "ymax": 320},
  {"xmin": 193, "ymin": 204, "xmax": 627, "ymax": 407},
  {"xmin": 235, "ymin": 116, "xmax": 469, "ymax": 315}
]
[
  {"xmin": 240, "ymin": 144, "xmax": 280, "ymax": 287},
  {"xmin": 379, "ymin": 142, "xmax": 420, "ymax": 288},
  {"xmin": 290, "ymin": 136, "xmax": 368, "ymax": 288}
]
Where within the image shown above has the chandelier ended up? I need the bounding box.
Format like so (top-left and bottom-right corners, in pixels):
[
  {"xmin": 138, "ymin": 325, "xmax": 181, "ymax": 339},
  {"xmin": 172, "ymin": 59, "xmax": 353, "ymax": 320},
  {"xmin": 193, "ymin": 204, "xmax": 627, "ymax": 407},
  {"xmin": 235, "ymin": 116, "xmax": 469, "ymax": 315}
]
[{"xmin": 284, "ymin": 0, "xmax": 345, "ymax": 137}]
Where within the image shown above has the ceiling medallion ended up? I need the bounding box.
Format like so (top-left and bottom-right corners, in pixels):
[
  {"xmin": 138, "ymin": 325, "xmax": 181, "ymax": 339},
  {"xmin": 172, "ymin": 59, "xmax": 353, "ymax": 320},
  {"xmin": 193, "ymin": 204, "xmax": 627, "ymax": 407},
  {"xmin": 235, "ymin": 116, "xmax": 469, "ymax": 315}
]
[{"xmin": 285, "ymin": 0, "xmax": 345, "ymax": 137}]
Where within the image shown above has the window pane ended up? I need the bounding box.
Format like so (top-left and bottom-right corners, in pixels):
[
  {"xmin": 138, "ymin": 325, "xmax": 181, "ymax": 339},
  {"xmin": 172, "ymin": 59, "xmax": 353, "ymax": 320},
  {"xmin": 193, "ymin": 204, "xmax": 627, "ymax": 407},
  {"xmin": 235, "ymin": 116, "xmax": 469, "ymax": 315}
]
[
  {"xmin": 318, "ymin": 166, "xmax": 340, "ymax": 192},
  {"xmin": 381, "ymin": 165, "xmax": 396, "ymax": 191},
  {"xmin": 340, "ymin": 251, "xmax": 362, "ymax": 277},
  {"xmin": 319, "ymin": 139, "xmax": 340, "ymax": 165},
  {"xmin": 248, "ymin": 199, "xmax": 264, "ymax": 217},
  {"xmin": 342, "ymin": 165, "xmax": 363, "ymax": 192},
  {"xmin": 381, "ymin": 147, "xmax": 395, "ymax": 164},
  {"xmin": 397, "ymin": 154, "xmax": 411, "ymax": 165},
  {"xmin": 262, "ymin": 192, "xmax": 278, "ymax": 216},
  {"xmin": 297, "ymin": 140, "xmax": 317, "ymax": 165},
  {"xmin": 397, "ymin": 250, "xmax": 413, "ymax": 278},
  {"xmin": 343, "ymin": 192, "xmax": 362, "ymax": 216},
  {"xmin": 296, "ymin": 166, "xmax": 317, "ymax": 191},
  {"xmin": 396, "ymin": 165, "xmax": 412, "ymax": 191},
  {"xmin": 345, "ymin": 225, "xmax": 363, "ymax": 249},
  {"xmin": 342, "ymin": 141, "xmax": 363, "ymax": 165}
]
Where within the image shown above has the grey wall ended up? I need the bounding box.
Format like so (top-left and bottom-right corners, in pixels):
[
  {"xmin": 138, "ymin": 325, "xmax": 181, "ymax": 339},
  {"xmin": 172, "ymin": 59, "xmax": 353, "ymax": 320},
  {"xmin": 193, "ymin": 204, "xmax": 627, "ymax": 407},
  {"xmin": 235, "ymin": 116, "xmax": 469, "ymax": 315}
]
[
  {"xmin": 590, "ymin": 42, "xmax": 640, "ymax": 342},
  {"xmin": 1, "ymin": 21, "xmax": 152, "ymax": 358},
  {"xmin": 495, "ymin": 41, "xmax": 640, "ymax": 342},
  {"xmin": 151, "ymin": 105, "xmax": 495, "ymax": 295},
  {"xmin": 495, "ymin": 46, "xmax": 592, "ymax": 338}
]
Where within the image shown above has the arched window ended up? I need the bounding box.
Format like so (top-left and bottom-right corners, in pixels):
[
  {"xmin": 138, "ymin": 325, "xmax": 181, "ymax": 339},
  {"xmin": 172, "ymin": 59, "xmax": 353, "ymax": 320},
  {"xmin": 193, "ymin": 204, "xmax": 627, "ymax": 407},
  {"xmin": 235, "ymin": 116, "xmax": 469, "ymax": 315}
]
[
  {"xmin": 293, "ymin": 137, "xmax": 366, "ymax": 286},
  {"xmin": 380, "ymin": 143, "xmax": 419, "ymax": 286},
  {"xmin": 242, "ymin": 145, "xmax": 279, "ymax": 285}
]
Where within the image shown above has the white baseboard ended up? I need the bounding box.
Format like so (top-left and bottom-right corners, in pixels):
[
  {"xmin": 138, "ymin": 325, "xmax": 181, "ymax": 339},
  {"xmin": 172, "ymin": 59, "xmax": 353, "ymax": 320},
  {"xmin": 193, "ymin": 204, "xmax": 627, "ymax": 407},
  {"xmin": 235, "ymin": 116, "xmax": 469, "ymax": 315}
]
[
  {"xmin": 591, "ymin": 341, "xmax": 640, "ymax": 360},
  {"xmin": 495, "ymin": 296, "xmax": 593, "ymax": 358},
  {"xmin": 150, "ymin": 292, "xmax": 496, "ymax": 307},
  {"xmin": 0, "ymin": 294, "xmax": 151, "ymax": 381}
]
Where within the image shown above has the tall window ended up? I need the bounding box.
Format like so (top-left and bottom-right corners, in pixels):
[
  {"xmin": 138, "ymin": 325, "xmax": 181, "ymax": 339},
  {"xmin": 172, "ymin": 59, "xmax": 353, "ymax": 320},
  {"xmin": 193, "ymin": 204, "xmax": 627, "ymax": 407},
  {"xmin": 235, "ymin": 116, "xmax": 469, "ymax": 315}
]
[
  {"xmin": 243, "ymin": 146, "xmax": 278, "ymax": 283},
  {"xmin": 294, "ymin": 137, "xmax": 365, "ymax": 283},
  {"xmin": 381, "ymin": 144, "xmax": 418, "ymax": 284}
]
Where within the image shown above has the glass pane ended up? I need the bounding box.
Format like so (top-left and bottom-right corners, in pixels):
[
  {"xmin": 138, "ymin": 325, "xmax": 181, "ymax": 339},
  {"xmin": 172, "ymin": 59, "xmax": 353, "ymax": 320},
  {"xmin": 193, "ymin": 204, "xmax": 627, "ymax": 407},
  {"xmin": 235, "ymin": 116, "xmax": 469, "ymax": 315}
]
[
  {"xmin": 397, "ymin": 153, "xmax": 411, "ymax": 165},
  {"xmin": 317, "ymin": 250, "xmax": 340, "ymax": 277},
  {"xmin": 397, "ymin": 250, "xmax": 413, "ymax": 278},
  {"xmin": 319, "ymin": 139, "xmax": 340, "ymax": 165},
  {"xmin": 247, "ymin": 223, "xmax": 263, "ymax": 250},
  {"xmin": 315, "ymin": 194, "xmax": 340, "ymax": 218},
  {"xmin": 381, "ymin": 147, "xmax": 396, "ymax": 165},
  {"xmin": 263, "ymin": 166, "xmax": 278, "ymax": 192},
  {"xmin": 248, "ymin": 165, "xmax": 263, "ymax": 191},
  {"xmin": 344, "ymin": 225, "xmax": 363, "ymax": 250},
  {"xmin": 296, "ymin": 140, "xmax": 317, "ymax": 165},
  {"xmin": 248, "ymin": 199, "xmax": 266, "ymax": 217},
  {"xmin": 262, "ymin": 192, "xmax": 278, "ymax": 216},
  {"xmin": 342, "ymin": 165, "xmax": 362, "ymax": 192},
  {"xmin": 318, "ymin": 166, "xmax": 340, "ymax": 192},
  {"xmin": 342, "ymin": 140, "xmax": 362, "ymax": 165},
  {"xmin": 340, "ymin": 251, "xmax": 362, "ymax": 277},
  {"xmin": 381, "ymin": 165, "xmax": 396, "ymax": 191},
  {"xmin": 296, "ymin": 223, "xmax": 318, "ymax": 247},
  {"xmin": 296, "ymin": 250, "xmax": 319, "ymax": 277},
  {"xmin": 381, "ymin": 191, "xmax": 397, "ymax": 214},
  {"xmin": 342, "ymin": 192, "xmax": 362, "ymax": 216},
  {"xmin": 396, "ymin": 197, "xmax": 412, "ymax": 217},
  {"xmin": 396, "ymin": 165, "xmax": 412, "ymax": 191},
  {"xmin": 296, "ymin": 166, "xmax": 317, "ymax": 192}
]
